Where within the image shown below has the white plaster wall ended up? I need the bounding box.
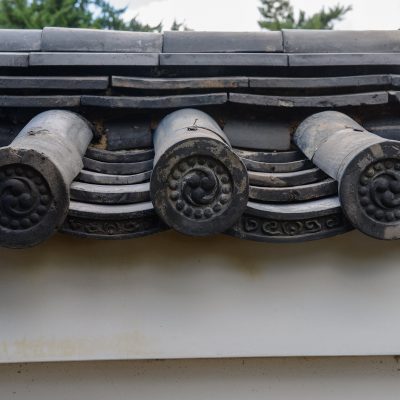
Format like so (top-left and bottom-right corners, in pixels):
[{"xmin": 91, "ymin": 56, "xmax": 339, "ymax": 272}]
[
  {"xmin": 0, "ymin": 229, "xmax": 399, "ymax": 362},
  {"xmin": 0, "ymin": 357, "xmax": 400, "ymax": 400}
]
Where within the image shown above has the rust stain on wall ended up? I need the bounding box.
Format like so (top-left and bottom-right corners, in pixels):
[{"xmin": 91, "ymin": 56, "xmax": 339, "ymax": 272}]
[{"xmin": 9, "ymin": 331, "xmax": 155, "ymax": 360}]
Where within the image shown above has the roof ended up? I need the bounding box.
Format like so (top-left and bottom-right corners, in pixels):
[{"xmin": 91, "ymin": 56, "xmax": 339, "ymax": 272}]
[{"xmin": 0, "ymin": 28, "xmax": 399, "ymax": 247}]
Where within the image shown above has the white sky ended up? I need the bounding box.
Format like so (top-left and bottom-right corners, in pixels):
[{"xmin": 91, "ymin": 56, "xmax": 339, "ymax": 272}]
[{"xmin": 109, "ymin": 0, "xmax": 400, "ymax": 31}]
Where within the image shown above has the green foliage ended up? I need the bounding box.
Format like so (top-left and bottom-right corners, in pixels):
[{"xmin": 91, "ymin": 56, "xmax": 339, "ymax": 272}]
[
  {"xmin": 170, "ymin": 19, "xmax": 191, "ymax": 31},
  {"xmin": 0, "ymin": 0, "xmax": 162, "ymax": 31},
  {"xmin": 258, "ymin": 0, "xmax": 352, "ymax": 30}
]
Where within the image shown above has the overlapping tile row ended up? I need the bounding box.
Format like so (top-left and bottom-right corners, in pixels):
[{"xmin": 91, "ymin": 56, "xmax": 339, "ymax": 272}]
[
  {"xmin": 0, "ymin": 28, "xmax": 400, "ymax": 247},
  {"xmin": 227, "ymin": 147, "xmax": 352, "ymax": 243},
  {"xmin": 62, "ymin": 146, "xmax": 166, "ymax": 240},
  {"xmin": 2, "ymin": 28, "xmax": 400, "ymax": 67}
]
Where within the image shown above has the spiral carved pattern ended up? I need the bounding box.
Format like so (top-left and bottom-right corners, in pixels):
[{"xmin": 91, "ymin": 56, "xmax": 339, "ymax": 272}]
[
  {"xmin": 0, "ymin": 164, "xmax": 52, "ymax": 230},
  {"xmin": 167, "ymin": 156, "xmax": 233, "ymax": 220},
  {"xmin": 359, "ymin": 159, "xmax": 400, "ymax": 222}
]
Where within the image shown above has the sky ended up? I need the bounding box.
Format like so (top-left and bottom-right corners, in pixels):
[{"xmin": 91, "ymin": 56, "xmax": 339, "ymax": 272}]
[{"xmin": 109, "ymin": 0, "xmax": 400, "ymax": 31}]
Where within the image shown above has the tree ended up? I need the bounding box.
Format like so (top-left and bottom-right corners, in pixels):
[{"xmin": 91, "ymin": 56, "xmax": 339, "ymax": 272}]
[
  {"xmin": 170, "ymin": 19, "xmax": 191, "ymax": 31},
  {"xmin": 258, "ymin": 0, "xmax": 352, "ymax": 30},
  {"xmin": 0, "ymin": 0, "xmax": 162, "ymax": 31}
]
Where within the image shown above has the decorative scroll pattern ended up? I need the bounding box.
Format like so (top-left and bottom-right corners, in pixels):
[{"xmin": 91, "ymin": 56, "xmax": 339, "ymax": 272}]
[
  {"xmin": 359, "ymin": 159, "xmax": 400, "ymax": 222},
  {"xmin": 62, "ymin": 215, "xmax": 165, "ymax": 239},
  {"xmin": 229, "ymin": 212, "xmax": 351, "ymax": 242},
  {"xmin": 0, "ymin": 164, "xmax": 52, "ymax": 231},
  {"xmin": 167, "ymin": 155, "xmax": 233, "ymax": 220}
]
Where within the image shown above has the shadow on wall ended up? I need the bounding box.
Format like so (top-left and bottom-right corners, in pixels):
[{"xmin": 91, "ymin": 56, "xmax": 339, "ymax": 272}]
[
  {"xmin": 0, "ymin": 229, "xmax": 398, "ymax": 276},
  {"xmin": 0, "ymin": 229, "xmax": 397, "ymax": 362}
]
